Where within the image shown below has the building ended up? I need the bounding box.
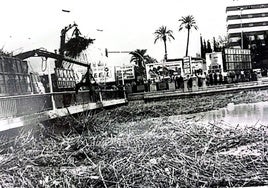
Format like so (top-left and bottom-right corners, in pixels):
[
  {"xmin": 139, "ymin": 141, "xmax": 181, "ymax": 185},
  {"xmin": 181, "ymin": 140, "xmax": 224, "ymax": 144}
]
[
  {"xmin": 206, "ymin": 49, "xmax": 252, "ymax": 74},
  {"xmin": 226, "ymin": 0, "xmax": 268, "ymax": 48},
  {"xmin": 223, "ymin": 48, "xmax": 252, "ymax": 73}
]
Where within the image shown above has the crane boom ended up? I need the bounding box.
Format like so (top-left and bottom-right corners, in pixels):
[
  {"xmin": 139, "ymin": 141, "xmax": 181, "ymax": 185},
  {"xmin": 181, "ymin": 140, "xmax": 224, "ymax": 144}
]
[{"xmin": 14, "ymin": 49, "xmax": 90, "ymax": 68}]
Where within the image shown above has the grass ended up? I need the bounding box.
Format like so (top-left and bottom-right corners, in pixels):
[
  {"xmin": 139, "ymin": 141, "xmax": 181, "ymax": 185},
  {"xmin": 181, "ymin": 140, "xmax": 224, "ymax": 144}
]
[{"xmin": 0, "ymin": 90, "xmax": 268, "ymax": 187}]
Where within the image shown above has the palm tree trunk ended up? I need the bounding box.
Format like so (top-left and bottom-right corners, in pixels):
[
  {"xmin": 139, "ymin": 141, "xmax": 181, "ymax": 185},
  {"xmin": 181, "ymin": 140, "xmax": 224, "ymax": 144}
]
[
  {"xmin": 185, "ymin": 28, "xmax": 190, "ymax": 57},
  {"xmin": 164, "ymin": 40, "xmax": 167, "ymax": 61}
]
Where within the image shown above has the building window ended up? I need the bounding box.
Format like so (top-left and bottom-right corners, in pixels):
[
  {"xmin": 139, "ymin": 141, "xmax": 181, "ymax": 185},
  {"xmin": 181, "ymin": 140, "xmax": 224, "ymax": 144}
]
[
  {"xmin": 248, "ymin": 14, "xmax": 253, "ymax": 18},
  {"xmin": 258, "ymin": 35, "xmax": 264, "ymax": 40},
  {"xmin": 229, "ymin": 37, "xmax": 240, "ymax": 43}
]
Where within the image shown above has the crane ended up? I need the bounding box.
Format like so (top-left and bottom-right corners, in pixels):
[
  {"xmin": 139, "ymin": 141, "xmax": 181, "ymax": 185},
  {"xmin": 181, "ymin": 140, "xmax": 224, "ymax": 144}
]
[
  {"xmin": 57, "ymin": 22, "xmax": 78, "ymax": 68},
  {"xmin": 14, "ymin": 48, "xmax": 89, "ymax": 68}
]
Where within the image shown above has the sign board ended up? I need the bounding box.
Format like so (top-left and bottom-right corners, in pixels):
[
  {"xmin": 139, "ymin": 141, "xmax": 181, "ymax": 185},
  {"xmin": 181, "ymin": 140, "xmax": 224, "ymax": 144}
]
[
  {"xmin": 191, "ymin": 59, "xmax": 204, "ymax": 73},
  {"xmin": 116, "ymin": 65, "xmax": 135, "ymax": 80},
  {"xmin": 91, "ymin": 60, "xmax": 115, "ymax": 83},
  {"xmin": 183, "ymin": 56, "xmax": 191, "ymax": 75},
  {"xmin": 223, "ymin": 48, "xmax": 252, "ymax": 72},
  {"xmin": 145, "ymin": 60, "xmax": 183, "ymax": 80},
  {"xmin": 205, "ymin": 52, "xmax": 224, "ymax": 74}
]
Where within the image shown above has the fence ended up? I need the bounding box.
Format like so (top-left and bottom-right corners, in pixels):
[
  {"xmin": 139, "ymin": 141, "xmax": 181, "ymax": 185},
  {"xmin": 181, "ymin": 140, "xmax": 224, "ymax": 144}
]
[
  {"xmin": 0, "ymin": 88, "xmax": 126, "ymax": 119},
  {"xmin": 0, "ymin": 94, "xmax": 52, "ymax": 119}
]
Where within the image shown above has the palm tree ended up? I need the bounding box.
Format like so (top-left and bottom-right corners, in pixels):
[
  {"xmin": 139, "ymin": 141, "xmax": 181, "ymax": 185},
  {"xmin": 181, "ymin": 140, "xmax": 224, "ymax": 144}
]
[
  {"xmin": 129, "ymin": 49, "xmax": 150, "ymax": 77},
  {"xmin": 179, "ymin": 15, "xmax": 198, "ymax": 57},
  {"xmin": 129, "ymin": 49, "xmax": 150, "ymax": 67},
  {"xmin": 154, "ymin": 26, "xmax": 175, "ymax": 61},
  {"xmin": 146, "ymin": 56, "xmax": 158, "ymax": 64}
]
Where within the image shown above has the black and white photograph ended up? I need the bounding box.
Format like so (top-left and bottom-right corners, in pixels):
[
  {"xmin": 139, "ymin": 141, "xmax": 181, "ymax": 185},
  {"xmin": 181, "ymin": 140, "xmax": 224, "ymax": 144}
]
[{"xmin": 1, "ymin": 0, "xmax": 268, "ymax": 187}]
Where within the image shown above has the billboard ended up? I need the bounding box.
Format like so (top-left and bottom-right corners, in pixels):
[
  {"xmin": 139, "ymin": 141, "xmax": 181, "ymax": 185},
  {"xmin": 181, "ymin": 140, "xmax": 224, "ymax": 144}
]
[
  {"xmin": 183, "ymin": 56, "xmax": 191, "ymax": 75},
  {"xmin": 91, "ymin": 61, "xmax": 115, "ymax": 83},
  {"xmin": 191, "ymin": 59, "xmax": 204, "ymax": 73},
  {"xmin": 205, "ymin": 52, "xmax": 224, "ymax": 74},
  {"xmin": 223, "ymin": 48, "xmax": 251, "ymax": 72},
  {"xmin": 145, "ymin": 60, "xmax": 183, "ymax": 80},
  {"xmin": 116, "ymin": 65, "xmax": 135, "ymax": 80}
]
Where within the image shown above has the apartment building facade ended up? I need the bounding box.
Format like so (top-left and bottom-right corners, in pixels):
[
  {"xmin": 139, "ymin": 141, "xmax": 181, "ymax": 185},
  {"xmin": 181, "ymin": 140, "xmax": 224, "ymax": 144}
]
[{"xmin": 226, "ymin": 1, "xmax": 268, "ymax": 48}]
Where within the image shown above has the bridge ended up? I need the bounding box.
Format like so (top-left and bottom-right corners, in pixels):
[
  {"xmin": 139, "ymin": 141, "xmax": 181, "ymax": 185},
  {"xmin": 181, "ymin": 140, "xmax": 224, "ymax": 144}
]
[
  {"xmin": 0, "ymin": 89, "xmax": 127, "ymax": 132},
  {"xmin": 0, "ymin": 49, "xmax": 127, "ymax": 132}
]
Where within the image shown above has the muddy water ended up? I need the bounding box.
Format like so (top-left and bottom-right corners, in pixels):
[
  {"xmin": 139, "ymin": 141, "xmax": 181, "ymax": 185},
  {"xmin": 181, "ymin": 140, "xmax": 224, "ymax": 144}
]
[{"xmin": 200, "ymin": 101, "xmax": 268, "ymax": 126}]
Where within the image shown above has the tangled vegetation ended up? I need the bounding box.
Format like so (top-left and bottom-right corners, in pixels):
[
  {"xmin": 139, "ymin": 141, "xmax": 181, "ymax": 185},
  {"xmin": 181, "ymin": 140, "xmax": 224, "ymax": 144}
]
[
  {"xmin": 1, "ymin": 90, "xmax": 268, "ymax": 187},
  {"xmin": 64, "ymin": 36, "xmax": 95, "ymax": 58}
]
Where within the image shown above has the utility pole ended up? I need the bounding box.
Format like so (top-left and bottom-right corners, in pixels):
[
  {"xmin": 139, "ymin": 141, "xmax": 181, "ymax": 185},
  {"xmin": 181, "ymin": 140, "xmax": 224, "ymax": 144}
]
[{"xmin": 240, "ymin": 8, "xmax": 244, "ymax": 49}]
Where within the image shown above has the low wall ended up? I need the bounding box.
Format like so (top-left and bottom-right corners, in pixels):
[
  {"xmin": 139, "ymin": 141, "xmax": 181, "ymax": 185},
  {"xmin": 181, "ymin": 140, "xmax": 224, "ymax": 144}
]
[{"xmin": 128, "ymin": 82, "xmax": 268, "ymax": 103}]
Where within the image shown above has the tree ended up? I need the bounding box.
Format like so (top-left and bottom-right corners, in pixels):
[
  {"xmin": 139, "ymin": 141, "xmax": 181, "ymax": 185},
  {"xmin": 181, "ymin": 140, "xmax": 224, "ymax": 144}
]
[
  {"xmin": 179, "ymin": 15, "xmax": 198, "ymax": 57},
  {"xmin": 217, "ymin": 35, "xmax": 228, "ymax": 49},
  {"xmin": 146, "ymin": 56, "xmax": 158, "ymax": 64},
  {"xmin": 129, "ymin": 49, "xmax": 150, "ymax": 78},
  {"xmin": 203, "ymin": 39, "xmax": 207, "ymax": 54},
  {"xmin": 255, "ymin": 34, "xmax": 263, "ymax": 49},
  {"xmin": 213, "ymin": 37, "xmax": 222, "ymax": 52},
  {"xmin": 264, "ymin": 32, "xmax": 268, "ymax": 46},
  {"xmin": 206, "ymin": 40, "xmax": 212, "ymax": 53},
  {"xmin": 200, "ymin": 35, "xmax": 205, "ymax": 59},
  {"xmin": 251, "ymin": 34, "xmax": 266, "ymax": 69},
  {"xmin": 154, "ymin": 26, "xmax": 175, "ymax": 61},
  {"xmin": 243, "ymin": 33, "xmax": 250, "ymax": 49},
  {"xmin": 238, "ymin": 33, "xmax": 250, "ymax": 49},
  {"xmin": 129, "ymin": 49, "xmax": 150, "ymax": 67}
]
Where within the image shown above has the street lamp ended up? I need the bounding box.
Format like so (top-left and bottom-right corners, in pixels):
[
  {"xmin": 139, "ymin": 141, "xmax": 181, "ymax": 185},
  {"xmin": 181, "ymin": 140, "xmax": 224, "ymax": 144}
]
[{"xmin": 240, "ymin": 8, "xmax": 244, "ymax": 49}]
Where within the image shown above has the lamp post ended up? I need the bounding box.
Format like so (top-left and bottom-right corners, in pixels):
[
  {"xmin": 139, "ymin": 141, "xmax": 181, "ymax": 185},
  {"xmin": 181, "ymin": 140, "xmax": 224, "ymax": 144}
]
[{"xmin": 240, "ymin": 8, "xmax": 244, "ymax": 49}]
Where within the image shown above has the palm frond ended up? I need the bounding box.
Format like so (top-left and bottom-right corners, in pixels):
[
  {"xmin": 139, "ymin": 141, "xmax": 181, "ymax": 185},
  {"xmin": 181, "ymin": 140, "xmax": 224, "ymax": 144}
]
[
  {"xmin": 154, "ymin": 26, "xmax": 175, "ymax": 44},
  {"xmin": 129, "ymin": 49, "xmax": 149, "ymax": 68},
  {"xmin": 178, "ymin": 15, "xmax": 198, "ymax": 31}
]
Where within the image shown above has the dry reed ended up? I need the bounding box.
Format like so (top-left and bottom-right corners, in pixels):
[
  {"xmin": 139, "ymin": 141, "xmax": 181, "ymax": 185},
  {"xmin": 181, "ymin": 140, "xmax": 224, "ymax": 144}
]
[{"xmin": 0, "ymin": 90, "xmax": 268, "ymax": 187}]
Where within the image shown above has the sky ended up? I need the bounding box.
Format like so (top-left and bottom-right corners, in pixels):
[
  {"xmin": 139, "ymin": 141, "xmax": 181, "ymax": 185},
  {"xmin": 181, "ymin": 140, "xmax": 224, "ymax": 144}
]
[{"xmin": 0, "ymin": 0, "xmax": 258, "ymax": 68}]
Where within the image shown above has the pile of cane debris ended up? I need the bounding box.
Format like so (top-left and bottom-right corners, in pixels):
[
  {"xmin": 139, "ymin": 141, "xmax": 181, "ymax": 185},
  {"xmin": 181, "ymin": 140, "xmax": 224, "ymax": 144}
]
[{"xmin": 0, "ymin": 90, "xmax": 268, "ymax": 187}]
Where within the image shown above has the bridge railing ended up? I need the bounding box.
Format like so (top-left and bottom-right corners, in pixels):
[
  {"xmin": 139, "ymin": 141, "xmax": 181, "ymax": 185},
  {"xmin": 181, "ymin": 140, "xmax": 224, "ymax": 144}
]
[
  {"xmin": 0, "ymin": 94, "xmax": 52, "ymax": 119},
  {"xmin": 99, "ymin": 89, "xmax": 125, "ymax": 101},
  {"xmin": 0, "ymin": 89, "xmax": 126, "ymax": 119}
]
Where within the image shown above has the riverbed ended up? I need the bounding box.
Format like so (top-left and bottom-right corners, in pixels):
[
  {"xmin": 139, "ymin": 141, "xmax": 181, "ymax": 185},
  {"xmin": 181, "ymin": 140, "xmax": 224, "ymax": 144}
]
[
  {"xmin": 201, "ymin": 101, "xmax": 268, "ymax": 127},
  {"xmin": 1, "ymin": 89, "xmax": 268, "ymax": 187}
]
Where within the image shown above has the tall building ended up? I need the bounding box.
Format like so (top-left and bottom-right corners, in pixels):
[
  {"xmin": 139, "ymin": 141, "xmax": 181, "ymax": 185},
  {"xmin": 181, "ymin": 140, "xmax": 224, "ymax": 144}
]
[{"xmin": 226, "ymin": 0, "xmax": 268, "ymax": 48}]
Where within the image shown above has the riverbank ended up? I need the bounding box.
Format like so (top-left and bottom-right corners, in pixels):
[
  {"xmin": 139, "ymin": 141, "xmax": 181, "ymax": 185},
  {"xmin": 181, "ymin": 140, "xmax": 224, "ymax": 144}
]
[
  {"xmin": 128, "ymin": 79, "xmax": 268, "ymax": 102},
  {"xmin": 106, "ymin": 89, "xmax": 268, "ymax": 123},
  {"xmin": 1, "ymin": 89, "xmax": 268, "ymax": 187}
]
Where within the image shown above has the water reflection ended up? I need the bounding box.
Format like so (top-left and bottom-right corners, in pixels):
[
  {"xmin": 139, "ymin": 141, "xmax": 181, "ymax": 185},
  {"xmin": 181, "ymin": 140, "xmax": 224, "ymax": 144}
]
[{"xmin": 202, "ymin": 102, "xmax": 268, "ymax": 126}]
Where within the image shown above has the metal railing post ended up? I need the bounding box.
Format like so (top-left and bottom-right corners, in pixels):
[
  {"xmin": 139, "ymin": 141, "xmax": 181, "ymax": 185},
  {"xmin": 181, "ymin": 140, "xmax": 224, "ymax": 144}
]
[
  {"xmin": 99, "ymin": 89, "xmax": 103, "ymax": 102},
  {"xmin": 47, "ymin": 59, "xmax": 56, "ymax": 110}
]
